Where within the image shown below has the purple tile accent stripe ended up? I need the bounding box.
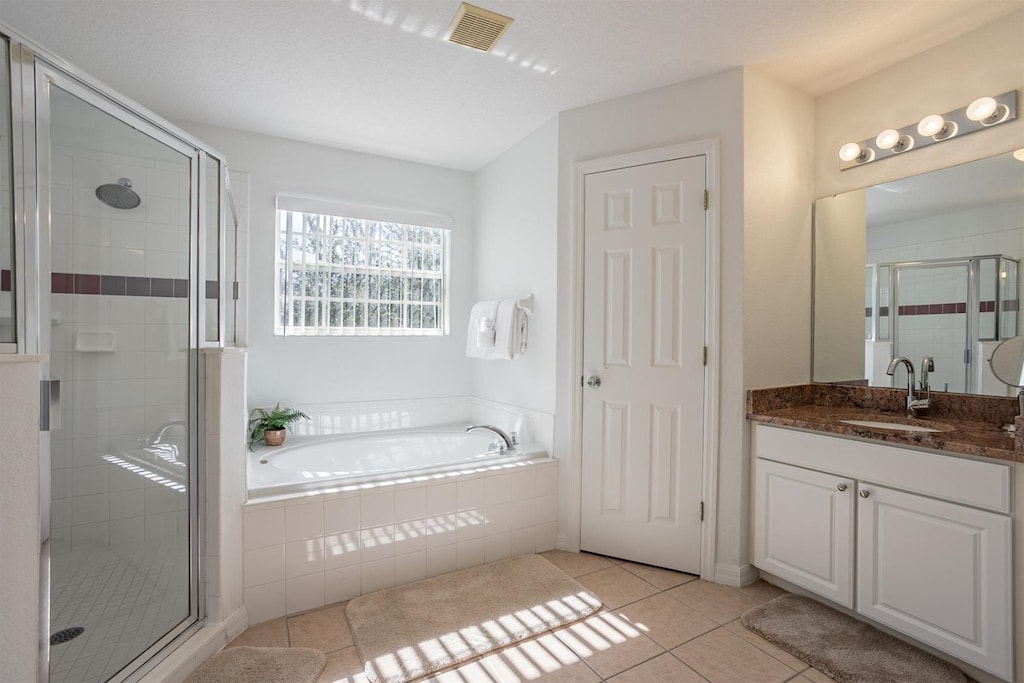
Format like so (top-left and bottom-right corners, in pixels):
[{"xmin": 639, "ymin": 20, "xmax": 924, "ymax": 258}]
[
  {"xmin": 48, "ymin": 271, "xmax": 218, "ymax": 298},
  {"xmin": 880, "ymin": 300, "xmax": 1018, "ymax": 316}
]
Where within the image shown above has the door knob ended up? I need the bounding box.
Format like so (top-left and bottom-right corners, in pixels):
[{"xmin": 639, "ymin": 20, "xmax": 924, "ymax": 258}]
[
  {"xmin": 859, "ymin": 490, "xmax": 871, "ymax": 498},
  {"xmin": 836, "ymin": 483, "xmax": 847, "ymax": 492},
  {"xmin": 586, "ymin": 376, "xmax": 601, "ymax": 388}
]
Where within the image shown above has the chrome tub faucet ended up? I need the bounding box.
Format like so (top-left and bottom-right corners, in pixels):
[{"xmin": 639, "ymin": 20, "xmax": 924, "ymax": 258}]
[{"xmin": 465, "ymin": 424, "xmax": 514, "ymax": 453}]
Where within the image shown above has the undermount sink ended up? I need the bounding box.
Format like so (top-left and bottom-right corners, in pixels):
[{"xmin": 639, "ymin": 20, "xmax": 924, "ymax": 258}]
[
  {"xmin": 830, "ymin": 413, "xmax": 956, "ymax": 434},
  {"xmin": 838, "ymin": 419, "xmax": 944, "ymax": 433}
]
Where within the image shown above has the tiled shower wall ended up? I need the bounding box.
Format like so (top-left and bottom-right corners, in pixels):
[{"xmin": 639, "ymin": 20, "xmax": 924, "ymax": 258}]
[{"xmin": 49, "ymin": 144, "xmax": 191, "ymax": 554}]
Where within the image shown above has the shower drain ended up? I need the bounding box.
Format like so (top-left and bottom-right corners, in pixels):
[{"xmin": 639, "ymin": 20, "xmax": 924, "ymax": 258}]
[{"xmin": 50, "ymin": 627, "xmax": 84, "ymax": 646}]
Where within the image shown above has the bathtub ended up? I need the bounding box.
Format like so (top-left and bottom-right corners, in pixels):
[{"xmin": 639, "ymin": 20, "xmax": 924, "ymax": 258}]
[{"xmin": 248, "ymin": 426, "xmax": 549, "ymax": 500}]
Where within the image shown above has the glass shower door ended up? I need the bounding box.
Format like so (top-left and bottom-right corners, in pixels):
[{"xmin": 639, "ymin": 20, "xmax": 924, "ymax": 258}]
[
  {"xmin": 892, "ymin": 263, "xmax": 970, "ymax": 393},
  {"xmin": 41, "ymin": 74, "xmax": 199, "ymax": 682}
]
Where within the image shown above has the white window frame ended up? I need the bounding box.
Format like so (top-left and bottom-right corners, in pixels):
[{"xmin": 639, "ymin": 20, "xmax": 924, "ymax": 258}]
[{"xmin": 274, "ymin": 195, "xmax": 452, "ymax": 337}]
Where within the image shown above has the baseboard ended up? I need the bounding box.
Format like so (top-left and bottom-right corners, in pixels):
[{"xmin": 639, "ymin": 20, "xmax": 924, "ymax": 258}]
[
  {"xmin": 223, "ymin": 605, "xmax": 249, "ymax": 642},
  {"xmin": 714, "ymin": 562, "xmax": 759, "ymax": 587},
  {"xmin": 555, "ymin": 532, "xmax": 571, "ymax": 551}
]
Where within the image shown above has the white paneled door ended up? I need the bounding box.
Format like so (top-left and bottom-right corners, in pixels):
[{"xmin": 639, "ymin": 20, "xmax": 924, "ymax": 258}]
[{"xmin": 580, "ymin": 155, "xmax": 706, "ymax": 572}]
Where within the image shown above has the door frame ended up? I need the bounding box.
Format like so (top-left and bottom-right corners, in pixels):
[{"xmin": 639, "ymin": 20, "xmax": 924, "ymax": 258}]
[{"xmin": 566, "ymin": 139, "xmax": 721, "ymax": 580}]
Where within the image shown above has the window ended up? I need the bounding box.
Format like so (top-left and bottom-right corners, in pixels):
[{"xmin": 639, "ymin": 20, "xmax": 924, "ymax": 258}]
[{"xmin": 275, "ymin": 201, "xmax": 450, "ymax": 336}]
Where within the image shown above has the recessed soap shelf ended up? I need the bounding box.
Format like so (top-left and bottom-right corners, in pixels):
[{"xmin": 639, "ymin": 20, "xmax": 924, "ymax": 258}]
[{"xmin": 74, "ymin": 330, "xmax": 116, "ymax": 352}]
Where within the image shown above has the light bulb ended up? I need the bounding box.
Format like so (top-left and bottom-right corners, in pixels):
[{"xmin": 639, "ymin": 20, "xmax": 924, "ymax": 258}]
[
  {"xmin": 839, "ymin": 142, "xmax": 863, "ymax": 162},
  {"xmin": 966, "ymin": 96, "xmax": 998, "ymax": 122},
  {"xmin": 875, "ymin": 129, "xmax": 901, "ymax": 150},
  {"xmin": 1014, "ymin": 148, "xmax": 1024, "ymax": 162},
  {"xmin": 917, "ymin": 115, "xmax": 945, "ymax": 137}
]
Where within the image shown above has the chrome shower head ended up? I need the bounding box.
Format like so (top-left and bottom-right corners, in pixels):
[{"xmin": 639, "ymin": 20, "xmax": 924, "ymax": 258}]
[{"xmin": 95, "ymin": 177, "xmax": 141, "ymax": 210}]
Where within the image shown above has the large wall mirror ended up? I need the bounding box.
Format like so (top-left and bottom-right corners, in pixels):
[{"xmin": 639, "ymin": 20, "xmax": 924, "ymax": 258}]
[{"xmin": 813, "ymin": 151, "xmax": 1024, "ymax": 397}]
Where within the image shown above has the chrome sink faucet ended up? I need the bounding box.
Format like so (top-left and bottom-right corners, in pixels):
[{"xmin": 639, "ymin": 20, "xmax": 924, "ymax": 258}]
[
  {"xmin": 886, "ymin": 357, "xmax": 931, "ymax": 417},
  {"xmin": 920, "ymin": 355, "xmax": 935, "ymax": 394},
  {"xmin": 466, "ymin": 424, "xmax": 514, "ymax": 453}
]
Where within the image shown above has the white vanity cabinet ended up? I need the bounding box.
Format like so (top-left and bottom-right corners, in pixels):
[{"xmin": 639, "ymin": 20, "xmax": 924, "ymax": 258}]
[
  {"xmin": 752, "ymin": 424, "xmax": 1013, "ymax": 681},
  {"xmin": 754, "ymin": 458, "xmax": 855, "ymax": 607}
]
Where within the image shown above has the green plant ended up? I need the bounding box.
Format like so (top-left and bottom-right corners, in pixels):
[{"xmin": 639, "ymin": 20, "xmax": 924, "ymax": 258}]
[{"xmin": 247, "ymin": 403, "xmax": 310, "ymax": 450}]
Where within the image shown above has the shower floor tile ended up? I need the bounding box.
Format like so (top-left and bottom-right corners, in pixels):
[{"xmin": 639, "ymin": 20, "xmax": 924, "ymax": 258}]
[{"xmin": 49, "ymin": 537, "xmax": 189, "ymax": 683}]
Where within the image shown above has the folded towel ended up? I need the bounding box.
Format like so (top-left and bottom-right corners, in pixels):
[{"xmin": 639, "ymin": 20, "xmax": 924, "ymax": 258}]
[
  {"xmin": 466, "ymin": 300, "xmax": 501, "ymax": 358},
  {"xmin": 467, "ymin": 297, "xmax": 532, "ymax": 360}
]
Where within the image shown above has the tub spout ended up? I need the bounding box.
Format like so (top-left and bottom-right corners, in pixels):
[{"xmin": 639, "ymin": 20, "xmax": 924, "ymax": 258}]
[{"xmin": 466, "ymin": 424, "xmax": 514, "ymax": 453}]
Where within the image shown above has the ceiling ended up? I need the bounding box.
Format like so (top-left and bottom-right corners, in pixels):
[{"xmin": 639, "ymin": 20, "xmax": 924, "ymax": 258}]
[{"xmin": 3, "ymin": 0, "xmax": 1022, "ymax": 171}]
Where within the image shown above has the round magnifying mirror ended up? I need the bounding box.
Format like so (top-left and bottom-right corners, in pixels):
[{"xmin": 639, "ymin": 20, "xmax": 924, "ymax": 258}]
[
  {"xmin": 990, "ymin": 336, "xmax": 1024, "ymax": 387},
  {"xmin": 989, "ymin": 336, "xmax": 1024, "ymax": 431}
]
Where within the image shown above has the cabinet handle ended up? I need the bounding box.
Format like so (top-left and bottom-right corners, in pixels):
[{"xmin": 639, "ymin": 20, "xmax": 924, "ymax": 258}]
[
  {"xmin": 836, "ymin": 483, "xmax": 847, "ymax": 492},
  {"xmin": 859, "ymin": 490, "xmax": 871, "ymax": 498}
]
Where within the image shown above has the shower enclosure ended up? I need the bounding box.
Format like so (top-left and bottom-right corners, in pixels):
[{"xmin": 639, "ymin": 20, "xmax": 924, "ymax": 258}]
[
  {"xmin": 865, "ymin": 255, "xmax": 1020, "ymax": 394},
  {"xmin": 2, "ymin": 27, "xmax": 236, "ymax": 682}
]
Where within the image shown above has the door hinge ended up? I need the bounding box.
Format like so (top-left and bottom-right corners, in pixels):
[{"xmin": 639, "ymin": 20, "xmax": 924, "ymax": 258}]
[
  {"xmin": 702, "ymin": 346, "xmax": 708, "ymax": 366},
  {"xmin": 232, "ymin": 281, "xmax": 240, "ymax": 300},
  {"xmin": 963, "ymin": 347, "xmax": 970, "ymax": 365},
  {"xmin": 699, "ymin": 501, "xmax": 704, "ymax": 522},
  {"xmin": 703, "ymin": 189, "xmax": 709, "ymax": 211}
]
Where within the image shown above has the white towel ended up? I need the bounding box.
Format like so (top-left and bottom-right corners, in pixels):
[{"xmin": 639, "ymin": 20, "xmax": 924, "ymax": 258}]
[
  {"xmin": 467, "ymin": 298, "xmax": 531, "ymax": 360},
  {"xmin": 466, "ymin": 300, "xmax": 501, "ymax": 358}
]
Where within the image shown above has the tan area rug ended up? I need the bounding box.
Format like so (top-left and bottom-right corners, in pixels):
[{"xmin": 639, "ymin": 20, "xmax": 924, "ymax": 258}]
[
  {"xmin": 741, "ymin": 594, "xmax": 969, "ymax": 683},
  {"xmin": 346, "ymin": 553, "xmax": 602, "ymax": 683},
  {"xmin": 185, "ymin": 646, "xmax": 326, "ymax": 683}
]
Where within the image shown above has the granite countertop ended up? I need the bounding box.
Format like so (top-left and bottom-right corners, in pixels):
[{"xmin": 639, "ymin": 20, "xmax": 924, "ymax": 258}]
[{"xmin": 747, "ymin": 384, "xmax": 1022, "ymax": 464}]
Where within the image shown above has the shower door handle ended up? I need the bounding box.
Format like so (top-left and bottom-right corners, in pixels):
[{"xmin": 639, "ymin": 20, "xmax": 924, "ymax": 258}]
[{"xmin": 39, "ymin": 379, "xmax": 60, "ymax": 432}]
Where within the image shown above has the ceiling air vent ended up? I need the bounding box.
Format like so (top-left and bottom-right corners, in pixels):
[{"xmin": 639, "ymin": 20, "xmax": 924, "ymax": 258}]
[{"xmin": 444, "ymin": 3, "xmax": 513, "ymax": 53}]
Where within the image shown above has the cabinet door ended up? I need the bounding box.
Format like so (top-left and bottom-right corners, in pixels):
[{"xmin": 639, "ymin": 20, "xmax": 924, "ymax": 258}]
[
  {"xmin": 857, "ymin": 484, "xmax": 1012, "ymax": 681},
  {"xmin": 753, "ymin": 459, "xmax": 855, "ymax": 607}
]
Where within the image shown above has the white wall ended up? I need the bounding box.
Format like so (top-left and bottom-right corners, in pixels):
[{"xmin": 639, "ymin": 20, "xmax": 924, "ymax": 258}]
[
  {"xmin": 472, "ymin": 118, "xmax": 558, "ymax": 414},
  {"xmin": 742, "ymin": 69, "xmax": 815, "ymax": 390},
  {"xmin": 738, "ymin": 69, "xmax": 815, "ymax": 579},
  {"xmin": 0, "ymin": 356, "xmax": 41, "ymax": 683},
  {"xmin": 815, "ymin": 10, "xmax": 1024, "ymax": 198},
  {"xmin": 813, "ymin": 189, "xmax": 868, "ymax": 382},
  {"xmin": 553, "ymin": 68, "xmax": 751, "ymax": 574},
  {"xmin": 177, "ymin": 122, "xmax": 476, "ymax": 408}
]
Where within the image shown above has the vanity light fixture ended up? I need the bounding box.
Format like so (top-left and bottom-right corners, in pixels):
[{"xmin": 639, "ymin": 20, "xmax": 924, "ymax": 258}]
[
  {"xmin": 965, "ymin": 96, "xmax": 1009, "ymax": 124},
  {"xmin": 916, "ymin": 114, "xmax": 957, "ymax": 140},
  {"xmin": 839, "ymin": 90, "xmax": 1018, "ymax": 170}
]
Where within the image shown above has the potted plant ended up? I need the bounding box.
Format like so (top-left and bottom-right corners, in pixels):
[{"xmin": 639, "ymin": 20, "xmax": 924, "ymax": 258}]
[{"xmin": 247, "ymin": 404, "xmax": 310, "ymax": 450}]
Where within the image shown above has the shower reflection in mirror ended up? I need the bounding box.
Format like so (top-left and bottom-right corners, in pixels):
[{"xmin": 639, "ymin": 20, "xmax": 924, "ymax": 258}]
[{"xmin": 813, "ymin": 151, "xmax": 1024, "ymax": 397}]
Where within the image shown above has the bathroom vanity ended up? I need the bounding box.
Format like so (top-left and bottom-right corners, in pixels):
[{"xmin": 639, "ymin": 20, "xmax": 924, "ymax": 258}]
[{"xmin": 747, "ymin": 385, "xmax": 1022, "ymax": 682}]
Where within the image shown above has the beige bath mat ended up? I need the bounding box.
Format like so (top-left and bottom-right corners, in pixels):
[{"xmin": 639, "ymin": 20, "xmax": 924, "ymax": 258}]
[
  {"xmin": 741, "ymin": 594, "xmax": 969, "ymax": 682},
  {"xmin": 346, "ymin": 553, "xmax": 602, "ymax": 683},
  {"xmin": 185, "ymin": 646, "xmax": 326, "ymax": 683}
]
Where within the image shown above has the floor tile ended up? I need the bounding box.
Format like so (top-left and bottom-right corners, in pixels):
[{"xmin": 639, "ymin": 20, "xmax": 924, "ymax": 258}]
[
  {"xmin": 553, "ymin": 610, "xmax": 665, "ymax": 679},
  {"xmin": 672, "ymin": 628, "xmax": 797, "ymax": 683},
  {"xmin": 619, "ymin": 561, "xmax": 697, "ymax": 590},
  {"xmin": 288, "ymin": 603, "xmax": 354, "ymax": 652},
  {"xmin": 317, "ymin": 645, "xmax": 367, "ymax": 683},
  {"xmin": 733, "ymin": 579, "xmax": 787, "ymax": 603},
  {"xmin": 606, "ymin": 652, "xmax": 706, "ymax": 682},
  {"xmin": 422, "ymin": 656, "xmax": 497, "ymax": 682},
  {"xmin": 540, "ymin": 550, "xmax": 615, "ymax": 578},
  {"xmin": 480, "ymin": 632, "xmax": 601, "ymax": 682},
  {"xmin": 613, "ymin": 593, "xmax": 718, "ymax": 649},
  {"xmin": 667, "ymin": 580, "xmax": 763, "ymax": 624},
  {"xmin": 723, "ymin": 619, "xmax": 808, "ymax": 672},
  {"xmin": 798, "ymin": 667, "xmax": 836, "ymax": 682},
  {"xmin": 576, "ymin": 566, "xmax": 660, "ymax": 609},
  {"xmin": 226, "ymin": 617, "xmax": 289, "ymax": 648}
]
